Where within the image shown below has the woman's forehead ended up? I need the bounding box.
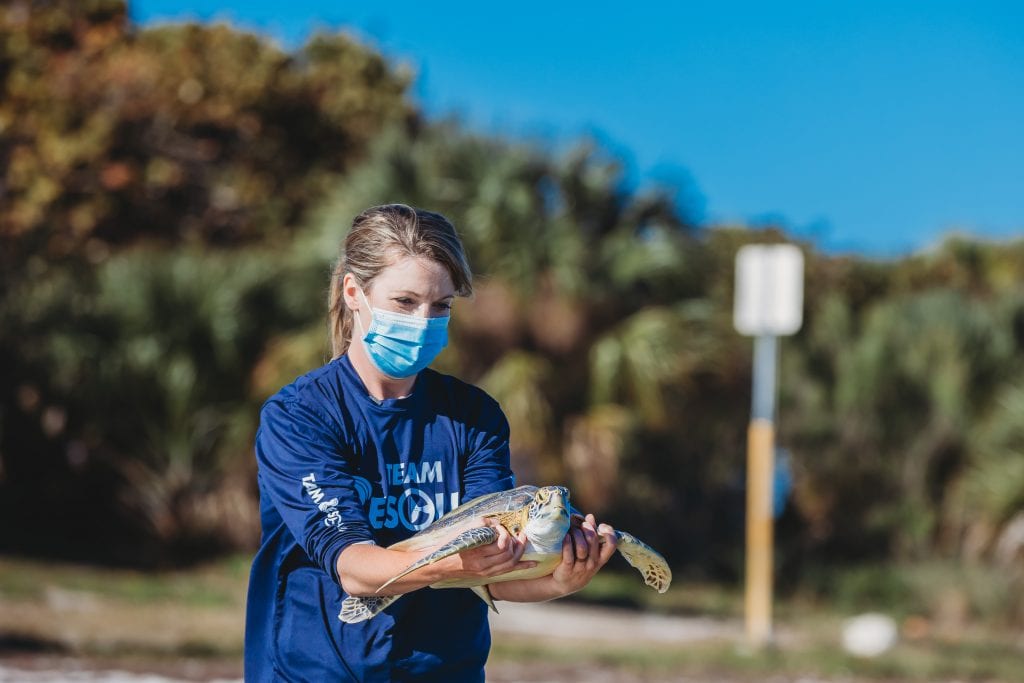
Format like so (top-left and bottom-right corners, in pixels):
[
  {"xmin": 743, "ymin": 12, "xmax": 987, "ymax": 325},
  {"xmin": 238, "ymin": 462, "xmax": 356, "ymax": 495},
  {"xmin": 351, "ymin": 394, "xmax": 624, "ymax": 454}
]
[{"xmin": 373, "ymin": 254, "xmax": 455, "ymax": 296}]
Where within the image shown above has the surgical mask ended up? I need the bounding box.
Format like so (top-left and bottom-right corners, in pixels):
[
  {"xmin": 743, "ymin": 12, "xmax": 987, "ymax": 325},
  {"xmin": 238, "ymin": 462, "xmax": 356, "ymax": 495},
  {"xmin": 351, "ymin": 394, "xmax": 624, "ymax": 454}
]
[{"xmin": 356, "ymin": 288, "xmax": 449, "ymax": 379}]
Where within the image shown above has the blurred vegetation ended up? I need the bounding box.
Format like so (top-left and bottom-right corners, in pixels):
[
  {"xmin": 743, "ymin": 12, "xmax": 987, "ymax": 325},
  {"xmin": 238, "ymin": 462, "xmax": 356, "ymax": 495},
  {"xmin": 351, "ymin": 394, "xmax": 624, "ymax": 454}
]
[{"xmin": 1, "ymin": 0, "xmax": 1023, "ymax": 631}]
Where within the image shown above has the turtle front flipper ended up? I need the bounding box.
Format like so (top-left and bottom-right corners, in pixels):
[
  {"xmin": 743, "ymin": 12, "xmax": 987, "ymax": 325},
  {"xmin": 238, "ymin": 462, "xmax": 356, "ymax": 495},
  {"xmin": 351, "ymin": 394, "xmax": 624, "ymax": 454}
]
[
  {"xmin": 614, "ymin": 530, "xmax": 672, "ymax": 594},
  {"xmin": 376, "ymin": 526, "xmax": 500, "ymax": 593},
  {"xmin": 339, "ymin": 594, "xmax": 401, "ymax": 623}
]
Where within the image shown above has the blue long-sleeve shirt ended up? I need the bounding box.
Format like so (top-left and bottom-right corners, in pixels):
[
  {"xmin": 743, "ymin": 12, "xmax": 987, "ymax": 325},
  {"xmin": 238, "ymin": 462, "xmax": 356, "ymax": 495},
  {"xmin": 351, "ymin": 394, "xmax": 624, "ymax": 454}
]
[{"xmin": 244, "ymin": 354, "xmax": 515, "ymax": 682}]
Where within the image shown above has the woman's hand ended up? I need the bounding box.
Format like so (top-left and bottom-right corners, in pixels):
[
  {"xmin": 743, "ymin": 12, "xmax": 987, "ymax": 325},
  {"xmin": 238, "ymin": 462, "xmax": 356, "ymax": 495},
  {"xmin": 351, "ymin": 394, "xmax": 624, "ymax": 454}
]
[
  {"xmin": 549, "ymin": 514, "xmax": 617, "ymax": 596},
  {"xmin": 448, "ymin": 517, "xmax": 535, "ymax": 580},
  {"xmin": 488, "ymin": 512, "xmax": 617, "ymax": 603}
]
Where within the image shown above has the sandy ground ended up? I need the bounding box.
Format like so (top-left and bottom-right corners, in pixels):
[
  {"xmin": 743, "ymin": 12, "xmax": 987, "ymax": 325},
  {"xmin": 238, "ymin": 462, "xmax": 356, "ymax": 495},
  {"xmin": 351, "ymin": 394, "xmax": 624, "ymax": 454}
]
[
  {"xmin": 1, "ymin": 597, "xmax": 1012, "ymax": 682},
  {"xmin": 0, "ymin": 658, "xmax": 846, "ymax": 683},
  {"xmin": 0, "ymin": 600, "xmax": 747, "ymax": 682}
]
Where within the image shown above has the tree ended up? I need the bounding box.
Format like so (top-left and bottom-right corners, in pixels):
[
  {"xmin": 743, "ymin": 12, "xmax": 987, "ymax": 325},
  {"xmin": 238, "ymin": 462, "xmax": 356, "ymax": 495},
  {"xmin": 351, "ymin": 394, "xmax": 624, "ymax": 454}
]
[{"xmin": 0, "ymin": 0, "xmax": 412, "ymax": 262}]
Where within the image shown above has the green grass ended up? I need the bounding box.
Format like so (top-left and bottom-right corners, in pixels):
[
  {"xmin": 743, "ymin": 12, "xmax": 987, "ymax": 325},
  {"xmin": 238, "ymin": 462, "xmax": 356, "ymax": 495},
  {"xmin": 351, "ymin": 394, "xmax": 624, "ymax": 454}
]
[
  {"xmin": 571, "ymin": 569, "xmax": 742, "ymax": 618},
  {"xmin": 587, "ymin": 557, "xmax": 1024, "ymax": 638},
  {"xmin": 798, "ymin": 560, "xmax": 1024, "ymax": 627},
  {"xmin": 0, "ymin": 554, "xmax": 249, "ymax": 607},
  {"xmin": 491, "ymin": 636, "xmax": 1024, "ymax": 682}
]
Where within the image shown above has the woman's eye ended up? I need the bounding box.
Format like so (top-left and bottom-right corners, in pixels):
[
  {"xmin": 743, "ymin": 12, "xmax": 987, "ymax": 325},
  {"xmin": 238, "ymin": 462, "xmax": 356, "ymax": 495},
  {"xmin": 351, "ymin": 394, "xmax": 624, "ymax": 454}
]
[
  {"xmin": 393, "ymin": 297, "xmax": 415, "ymax": 306},
  {"xmin": 435, "ymin": 302, "xmax": 452, "ymax": 311}
]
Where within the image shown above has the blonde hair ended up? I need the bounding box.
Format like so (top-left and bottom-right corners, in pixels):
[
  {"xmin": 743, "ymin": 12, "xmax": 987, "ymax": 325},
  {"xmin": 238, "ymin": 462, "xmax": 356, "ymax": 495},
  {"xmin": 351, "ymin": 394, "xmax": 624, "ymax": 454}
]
[{"xmin": 328, "ymin": 204, "xmax": 473, "ymax": 359}]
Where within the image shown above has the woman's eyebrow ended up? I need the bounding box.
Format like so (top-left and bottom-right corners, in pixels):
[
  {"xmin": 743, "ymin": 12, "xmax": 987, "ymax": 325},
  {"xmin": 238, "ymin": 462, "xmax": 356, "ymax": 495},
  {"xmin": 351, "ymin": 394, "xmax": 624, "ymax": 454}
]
[{"xmin": 390, "ymin": 289, "xmax": 455, "ymax": 300}]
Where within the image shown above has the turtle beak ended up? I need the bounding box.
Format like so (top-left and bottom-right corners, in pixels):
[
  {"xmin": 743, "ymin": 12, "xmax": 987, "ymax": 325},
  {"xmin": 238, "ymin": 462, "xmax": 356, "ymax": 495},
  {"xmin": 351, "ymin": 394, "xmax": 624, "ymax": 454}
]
[
  {"xmin": 527, "ymin": 488, "xmax": 573, "ymax": 549},
  {"xmin": 549, "ymin": 493, "xmax": 571, "ymax": 528},
  {"xmin": 543, "ymin": 487, "xmax": 569, "ymax": 512}
]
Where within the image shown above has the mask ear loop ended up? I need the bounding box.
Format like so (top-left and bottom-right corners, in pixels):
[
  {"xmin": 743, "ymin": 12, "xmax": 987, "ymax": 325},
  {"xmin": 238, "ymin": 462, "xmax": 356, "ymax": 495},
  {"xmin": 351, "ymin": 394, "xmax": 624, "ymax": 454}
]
[{"xmin": 354, "ymin": 286, "xmax": 374, "ymax": 339}]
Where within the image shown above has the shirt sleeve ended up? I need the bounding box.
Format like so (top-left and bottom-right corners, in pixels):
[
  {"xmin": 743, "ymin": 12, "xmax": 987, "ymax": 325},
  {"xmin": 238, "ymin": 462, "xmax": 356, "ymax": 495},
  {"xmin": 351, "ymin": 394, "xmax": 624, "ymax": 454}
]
[
  {"xmin": 255, "ymin": 396, "xmax": 375, "ymax": 583},
  {"xmin": 461, "ymin": 393, "xmax": 517, "ymax": 501}
]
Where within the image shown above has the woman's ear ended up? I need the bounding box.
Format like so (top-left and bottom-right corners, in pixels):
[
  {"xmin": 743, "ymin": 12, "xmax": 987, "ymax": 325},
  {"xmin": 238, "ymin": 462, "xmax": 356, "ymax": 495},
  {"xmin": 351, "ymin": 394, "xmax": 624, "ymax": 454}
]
[{"xmin": 342, "ymin": 273, "xmax": 362, "ymax": 313}]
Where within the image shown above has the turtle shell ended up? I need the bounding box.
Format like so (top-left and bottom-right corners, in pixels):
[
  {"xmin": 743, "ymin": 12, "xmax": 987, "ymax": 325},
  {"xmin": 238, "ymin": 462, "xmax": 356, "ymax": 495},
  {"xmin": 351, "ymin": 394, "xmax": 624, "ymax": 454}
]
[{"xmin": 389, "ymin": 484, "xmax": 541, "ymax": 553}]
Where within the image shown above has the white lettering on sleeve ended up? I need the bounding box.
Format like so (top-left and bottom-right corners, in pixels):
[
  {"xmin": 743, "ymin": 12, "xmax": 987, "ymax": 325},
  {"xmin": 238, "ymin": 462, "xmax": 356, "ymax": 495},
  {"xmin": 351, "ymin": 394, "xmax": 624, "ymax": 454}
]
[{"xmin": 303, "ymin": 473, "xmax": 346, "ymax": 533}]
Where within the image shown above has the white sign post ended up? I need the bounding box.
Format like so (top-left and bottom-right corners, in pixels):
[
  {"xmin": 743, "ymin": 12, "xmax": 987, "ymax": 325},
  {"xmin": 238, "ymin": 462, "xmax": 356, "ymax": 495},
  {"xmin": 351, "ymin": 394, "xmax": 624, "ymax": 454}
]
[{"xmin": 733, "ymin": 244, "xmax": 804, "ymax": 648}]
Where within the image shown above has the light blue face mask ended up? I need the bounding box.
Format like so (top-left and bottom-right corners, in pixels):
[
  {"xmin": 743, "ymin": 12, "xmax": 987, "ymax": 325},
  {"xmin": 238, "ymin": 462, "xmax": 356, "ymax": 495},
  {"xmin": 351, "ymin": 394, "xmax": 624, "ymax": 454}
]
[{"xmin": 356, "ymin": 288, "xmax": 450, "ymax": 379}]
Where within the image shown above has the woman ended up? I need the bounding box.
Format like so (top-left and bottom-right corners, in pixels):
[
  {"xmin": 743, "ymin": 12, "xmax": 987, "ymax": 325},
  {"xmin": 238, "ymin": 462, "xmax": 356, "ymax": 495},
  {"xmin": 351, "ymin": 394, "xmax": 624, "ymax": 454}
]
[{"xmin": 244, "ymin": 204, "xmax": 617, "ymax": 682}]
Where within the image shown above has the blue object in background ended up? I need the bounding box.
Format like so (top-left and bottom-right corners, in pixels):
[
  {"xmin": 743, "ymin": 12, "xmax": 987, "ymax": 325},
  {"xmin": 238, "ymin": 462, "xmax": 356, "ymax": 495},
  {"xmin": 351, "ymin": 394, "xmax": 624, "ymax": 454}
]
[{"xmin": 773, "ymin": 447, "xmax": 794, "ymax": 518}]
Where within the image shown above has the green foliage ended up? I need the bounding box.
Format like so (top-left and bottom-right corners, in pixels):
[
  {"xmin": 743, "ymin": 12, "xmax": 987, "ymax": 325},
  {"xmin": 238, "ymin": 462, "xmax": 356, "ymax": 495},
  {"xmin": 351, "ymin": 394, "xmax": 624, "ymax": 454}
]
[
  {"xmin": 309, "ymin": 123, "xmax": 699, "ymax": 304},
  {"xmin": 804, "ymin": 560, "xmax": 1022, "ymax": 629},
  {"xmin": 589, "ymin": 301, "xmax": 717, "ymax": 427},
  {"xmin": 960, "ymin": 380, "xmax": 1024, "ymax": 537},
  {"xmin": 0, "ymin": 0, "xmax": 410, "ymax": 264},
  {"xmin": 478, "ymin": 351, "xmax": 560, "ymax": 484},
  {"xmin": 0, "ymin": 245, "xmax": 319, "ymax": 561},
  {"xmin": 782, "ymin": 275, "xmax": 1024, "ymax": 565}
]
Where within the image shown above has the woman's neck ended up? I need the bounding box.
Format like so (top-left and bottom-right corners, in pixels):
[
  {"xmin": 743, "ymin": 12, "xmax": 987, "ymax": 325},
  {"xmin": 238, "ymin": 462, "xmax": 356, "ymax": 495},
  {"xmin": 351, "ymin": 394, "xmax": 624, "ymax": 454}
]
[{"xmin": 347, "ymin": 342, "xmax": 417, "ymax": 400}]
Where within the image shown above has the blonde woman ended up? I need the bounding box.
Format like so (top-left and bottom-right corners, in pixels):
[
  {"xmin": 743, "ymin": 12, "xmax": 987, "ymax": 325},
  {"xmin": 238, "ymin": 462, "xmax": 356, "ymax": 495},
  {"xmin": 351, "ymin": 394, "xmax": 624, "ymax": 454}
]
[{"xmin": 244, "ymin": 205, "xmax": 616, "ymax": 682}]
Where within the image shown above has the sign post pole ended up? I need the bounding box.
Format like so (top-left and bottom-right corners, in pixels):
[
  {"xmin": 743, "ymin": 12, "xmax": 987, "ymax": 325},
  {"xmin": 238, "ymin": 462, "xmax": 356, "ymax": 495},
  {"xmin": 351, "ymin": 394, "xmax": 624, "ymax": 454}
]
[
  {"xmin": 733, "ymin": 245, "xmax": 804, "ymax": 649},
  {"xmin": 745, "ymin": 334, "xmax": 777, "ymax": 647}
]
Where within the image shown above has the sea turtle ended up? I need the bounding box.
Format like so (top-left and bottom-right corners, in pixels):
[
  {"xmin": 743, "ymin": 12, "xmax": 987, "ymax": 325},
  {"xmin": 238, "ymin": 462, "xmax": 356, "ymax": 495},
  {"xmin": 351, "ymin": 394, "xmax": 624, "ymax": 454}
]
[{"xmin": 339, "ymin": 484, "xmax": 672, "ymax": 623}]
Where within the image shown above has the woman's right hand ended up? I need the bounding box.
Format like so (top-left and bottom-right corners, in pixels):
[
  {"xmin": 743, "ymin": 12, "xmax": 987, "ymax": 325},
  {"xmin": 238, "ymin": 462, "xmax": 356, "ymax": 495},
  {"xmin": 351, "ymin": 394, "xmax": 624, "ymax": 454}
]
[{"xmin": 445, "ymin": 518, "xmax": 535, "ymax": 580}]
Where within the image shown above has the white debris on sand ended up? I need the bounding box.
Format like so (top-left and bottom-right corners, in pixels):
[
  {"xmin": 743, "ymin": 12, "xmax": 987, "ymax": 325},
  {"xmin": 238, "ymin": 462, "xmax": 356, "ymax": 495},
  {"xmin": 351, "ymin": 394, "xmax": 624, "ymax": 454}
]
[{"xmin": 840, "ymin": 612, "xmax": 898, "ymax": 658}]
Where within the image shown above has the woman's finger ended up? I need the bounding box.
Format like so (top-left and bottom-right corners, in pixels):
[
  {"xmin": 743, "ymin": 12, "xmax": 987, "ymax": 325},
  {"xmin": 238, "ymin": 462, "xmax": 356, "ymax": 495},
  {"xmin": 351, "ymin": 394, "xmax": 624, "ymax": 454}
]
[
  {"xmin": 597, "ymin": 523, "xmax": 617, "ymax": 563},
  {"xmin": 492, "ymin": 523, "xmax": 512, "ymax": 553},
  {"xmin": 484, "ymin": 535, "xmax": 536, "ymax": 576},
  {"xmin": 561, "ymin": 533, "xmax": 574, "ymax": 563},
  {"xmin": 581, "ymin": 516, "xmax": 598, "ymax": 553},
  {"xmin": 571, "ymin": 527, "xmax": 588, "ymax": 560},
  {"xmin": 511, "ymin": 531, "xmax": 528, "ymax": 563}
]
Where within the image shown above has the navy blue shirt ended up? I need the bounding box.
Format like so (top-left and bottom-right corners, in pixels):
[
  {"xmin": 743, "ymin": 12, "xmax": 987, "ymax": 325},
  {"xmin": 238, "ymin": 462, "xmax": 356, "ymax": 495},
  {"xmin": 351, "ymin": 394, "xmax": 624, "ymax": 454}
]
[{"xmin": 244, "ymin": 355, "xmax": 515, "ymax": 682}]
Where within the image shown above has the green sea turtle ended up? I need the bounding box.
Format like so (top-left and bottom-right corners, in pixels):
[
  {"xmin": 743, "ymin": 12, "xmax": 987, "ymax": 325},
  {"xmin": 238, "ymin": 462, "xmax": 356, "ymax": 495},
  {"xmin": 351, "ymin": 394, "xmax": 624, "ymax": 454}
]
[{"xmin": 339, "ymin": 484, "xmax": 672, "ymax": 623}]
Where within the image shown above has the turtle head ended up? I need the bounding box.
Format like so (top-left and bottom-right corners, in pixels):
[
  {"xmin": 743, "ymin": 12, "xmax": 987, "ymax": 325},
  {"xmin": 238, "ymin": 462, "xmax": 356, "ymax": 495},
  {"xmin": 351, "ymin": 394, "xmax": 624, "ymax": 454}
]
[{"xmin": 524, "ymin": 486, "xmax": 571, "ymax": 550}]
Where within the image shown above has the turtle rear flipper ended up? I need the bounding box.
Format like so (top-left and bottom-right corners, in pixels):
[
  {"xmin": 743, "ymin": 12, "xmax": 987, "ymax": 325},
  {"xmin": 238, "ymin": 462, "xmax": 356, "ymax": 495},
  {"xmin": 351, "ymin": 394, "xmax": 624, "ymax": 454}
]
[
  {"xmin": 470, "ymin": 584, "xmax": 498, "ymax": 613},
  {"xmin": 339, "ymin": 594, "xmax": 401, "ymax": 623},
  {"xmin": 615, "ymin": 530, "xmax": 672, "ymax": 594},
  {"xmin": 376, "ymin": 526, "xmax": 500, "ymax": 593}
]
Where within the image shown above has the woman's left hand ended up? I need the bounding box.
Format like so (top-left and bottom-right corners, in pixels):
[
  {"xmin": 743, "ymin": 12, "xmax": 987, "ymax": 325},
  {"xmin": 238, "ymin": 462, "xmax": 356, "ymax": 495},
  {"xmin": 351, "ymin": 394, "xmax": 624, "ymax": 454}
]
[{"xmin": 549, "ymin": 513, "xmax": 618, "ymax": 596}]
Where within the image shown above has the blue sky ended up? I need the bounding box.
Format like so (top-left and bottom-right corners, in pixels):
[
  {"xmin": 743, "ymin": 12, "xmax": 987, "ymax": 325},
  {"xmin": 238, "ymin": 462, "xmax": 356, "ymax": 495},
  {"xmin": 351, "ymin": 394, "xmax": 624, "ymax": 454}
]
[{"xmin": 131, "ymin": 1, "xmax": 1023, "ymax": 256}]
